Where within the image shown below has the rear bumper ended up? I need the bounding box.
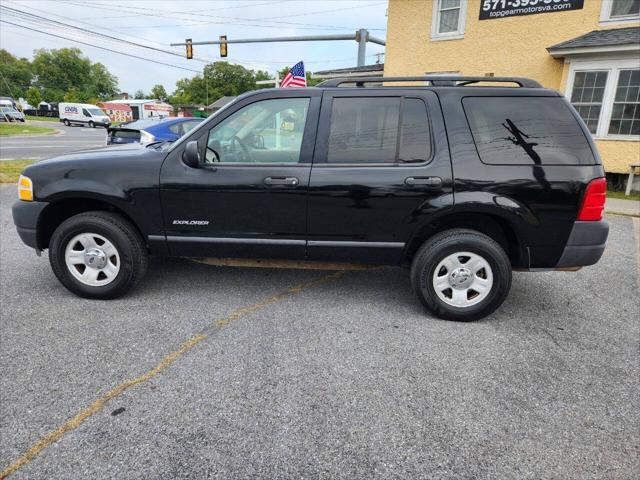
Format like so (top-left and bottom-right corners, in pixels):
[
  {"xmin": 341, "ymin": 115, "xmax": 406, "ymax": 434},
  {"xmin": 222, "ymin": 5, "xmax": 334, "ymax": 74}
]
[
  {"xmin": 12, "ymin": 200, "xmax": 48, "ymax": 249},
  {"xmin": 555, "ymin": 220, "xmax": 608, "ymax": 268}
]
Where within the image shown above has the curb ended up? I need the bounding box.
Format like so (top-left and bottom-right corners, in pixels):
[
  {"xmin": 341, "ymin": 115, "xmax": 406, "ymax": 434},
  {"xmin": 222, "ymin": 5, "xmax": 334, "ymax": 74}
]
[
  {"xmin": 605, "ymin": 211, "xmax": 640, "ymax": 218},
  {"xmin": 0, "ymin": 128, "xmax": 64, "ymax": 138}
]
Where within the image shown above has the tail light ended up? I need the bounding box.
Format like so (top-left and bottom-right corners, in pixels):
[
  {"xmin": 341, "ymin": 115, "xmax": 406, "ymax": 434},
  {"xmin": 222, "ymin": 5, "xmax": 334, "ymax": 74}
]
[{"xmin": 577, "ymin": 177, "xmax": 606, "ymax": 221}]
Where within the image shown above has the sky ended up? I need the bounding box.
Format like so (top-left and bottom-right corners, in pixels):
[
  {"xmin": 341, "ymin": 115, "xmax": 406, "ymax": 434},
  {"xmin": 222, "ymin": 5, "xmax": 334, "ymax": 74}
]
[{"xmin": 0, "ymin": 0, "xmax": 388, "ymax": 95}]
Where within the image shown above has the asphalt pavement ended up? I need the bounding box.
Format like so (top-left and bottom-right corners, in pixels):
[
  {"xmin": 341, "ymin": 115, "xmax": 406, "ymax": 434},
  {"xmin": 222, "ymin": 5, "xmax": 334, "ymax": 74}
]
[
  {"xmin": 0, "ymin": 120, "xmax": 107, "ymax": 161},
  {"xmin": 0, "ymin": 184, "xmax": 639, "ymax": 479}
]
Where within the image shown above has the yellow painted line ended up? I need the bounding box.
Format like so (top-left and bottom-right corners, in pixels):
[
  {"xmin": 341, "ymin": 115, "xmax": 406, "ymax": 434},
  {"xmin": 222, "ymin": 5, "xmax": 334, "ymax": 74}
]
[{"xmin": 1, "ymin": 271, "xmax": 344, "ymax": 479}]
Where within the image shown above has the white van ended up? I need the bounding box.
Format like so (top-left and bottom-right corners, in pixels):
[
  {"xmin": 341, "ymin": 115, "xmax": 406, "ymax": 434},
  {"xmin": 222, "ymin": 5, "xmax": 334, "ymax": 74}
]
[{"xmin": 59, "ymin": 103, "xmax": 111, "ymax": 128}]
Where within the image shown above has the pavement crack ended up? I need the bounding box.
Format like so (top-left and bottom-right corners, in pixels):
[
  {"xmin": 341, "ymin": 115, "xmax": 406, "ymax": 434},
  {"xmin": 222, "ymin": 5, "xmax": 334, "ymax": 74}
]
[{"xmin": 0, "ymin": 270, "xmax": 344, "ymax": 479}]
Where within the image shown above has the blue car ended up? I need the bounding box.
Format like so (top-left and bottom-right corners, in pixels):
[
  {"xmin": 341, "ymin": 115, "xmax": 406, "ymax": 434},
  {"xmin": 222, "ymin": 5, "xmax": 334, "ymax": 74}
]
[{"xmin": 106, "ymin": 117, "xmax": 204, "ymax": 145}]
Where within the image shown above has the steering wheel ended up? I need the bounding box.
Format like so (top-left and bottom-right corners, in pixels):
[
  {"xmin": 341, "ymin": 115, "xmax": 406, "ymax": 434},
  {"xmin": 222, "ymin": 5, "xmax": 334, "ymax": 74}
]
[
  {"xmin": 231, "ymin": 135, "xmax": 252, "ymax": 162},
  {"xmin": 205, "ymin": 146, "xmax": 220, "ymax": 164}
]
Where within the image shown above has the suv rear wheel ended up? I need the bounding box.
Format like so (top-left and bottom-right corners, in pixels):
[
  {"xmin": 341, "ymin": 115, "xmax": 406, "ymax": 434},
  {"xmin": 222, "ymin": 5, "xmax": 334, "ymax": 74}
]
[
  {"xmin": 411, "ymin": 229, "xmax": 511, "ymax": 321},
  {"xmin": 49, "ymin": 211, "xmax": 148, "ymax": 299}
]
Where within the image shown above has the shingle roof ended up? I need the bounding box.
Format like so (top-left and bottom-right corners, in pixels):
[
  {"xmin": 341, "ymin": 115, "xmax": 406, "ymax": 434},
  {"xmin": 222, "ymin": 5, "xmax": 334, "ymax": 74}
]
[
  {"xmin": 548, "ymin": 27, "xmax": 640, "ymax": 51},
  {"xmin": 207, "ymin": 96, "xmax": 235, "ymax": 110},
  {"xmin": 314, "ymin": 63, "xmax": 384, "ymax": 76}
]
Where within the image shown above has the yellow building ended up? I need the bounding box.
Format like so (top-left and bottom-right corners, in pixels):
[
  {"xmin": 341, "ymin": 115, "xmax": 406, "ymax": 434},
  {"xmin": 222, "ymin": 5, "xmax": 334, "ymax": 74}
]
[{"xmin": 385, "ymin": 0, "xmax": 640, "ymax": 177}]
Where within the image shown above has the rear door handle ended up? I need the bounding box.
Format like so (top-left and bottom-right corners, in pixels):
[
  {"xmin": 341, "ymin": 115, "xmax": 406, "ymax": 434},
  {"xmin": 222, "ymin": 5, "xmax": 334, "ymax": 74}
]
[
  {"xmin": 264, "ymin": 176, "xmax": 299, "ymax": 186},
  {"xmin": 405, "ymin": 176, "xmax": 442, "ymax": 187}
]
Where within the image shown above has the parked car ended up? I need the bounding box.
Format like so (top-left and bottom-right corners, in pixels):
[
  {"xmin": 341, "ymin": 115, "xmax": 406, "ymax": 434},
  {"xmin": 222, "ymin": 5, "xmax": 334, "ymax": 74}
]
[
  {"xmin": 12, "ymin": 76, "xmax": 609, "ymax": 321},
  {"xmin": 106, "ymin": 117, "xmax": 204, "ymax": 145},
  {"xmin": 59, "ymin": 103, "xmax": 110, "ymax": 128},
  {"xmin": 0, "ymin": 106, "xmax": 25, "ymax": 122}
]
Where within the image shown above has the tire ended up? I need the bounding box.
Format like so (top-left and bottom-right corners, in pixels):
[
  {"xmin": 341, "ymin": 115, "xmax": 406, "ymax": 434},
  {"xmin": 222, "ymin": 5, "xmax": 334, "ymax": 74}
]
[
  {"xmin": 49, "ymin": 211, "xmax": 148, "ymax": 299},
  {"xmin": 410, "ymin": 229, "xmax": 512, "ymax": 322},
  {"xmin": 89, "ymin": 121, "xmax": 95, "ymax": 128},
  {"xmin": 63, "ymin": 119, "xmax": 70, "ymax": 126}
]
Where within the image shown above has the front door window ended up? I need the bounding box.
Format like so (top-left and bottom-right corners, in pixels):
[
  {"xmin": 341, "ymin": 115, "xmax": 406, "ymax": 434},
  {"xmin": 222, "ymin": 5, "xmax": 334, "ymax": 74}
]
[{"xmin": 205, "ymin": 97, "xmax": 310, "ymax": 164}]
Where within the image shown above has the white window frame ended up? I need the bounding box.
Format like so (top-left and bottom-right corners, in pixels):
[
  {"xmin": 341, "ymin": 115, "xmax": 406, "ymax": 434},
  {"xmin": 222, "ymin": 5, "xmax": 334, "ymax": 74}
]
[
  {"xmin": 565, "ymin": 57, "xmax": 640, "ymax": 140},
  {"xmin": 431, "ymin": 0, "xmax": 467, "ymax": 41},
  {"xmin": 599, "ymin": 0, "xmax": 640, "ymax": 24}
]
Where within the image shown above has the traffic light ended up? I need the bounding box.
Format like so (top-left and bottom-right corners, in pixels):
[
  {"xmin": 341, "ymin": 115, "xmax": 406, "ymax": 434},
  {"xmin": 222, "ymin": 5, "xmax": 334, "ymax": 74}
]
[
  {"xmin": 219, "ymin": 35, "xmax": 228, "ymax": 58},
  {"xmin": 185, "ymin": 38, "xmax": 193, "ymax": 60}
]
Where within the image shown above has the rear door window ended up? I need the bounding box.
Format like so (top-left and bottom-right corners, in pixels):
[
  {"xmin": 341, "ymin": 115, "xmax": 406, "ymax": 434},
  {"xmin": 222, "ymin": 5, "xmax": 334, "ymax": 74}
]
[
  {"xmin": 462, "ymin": 97, "xmax": 595, "ymax": 165},
  {"xmin": 399, "ymin": 98, "xmax": 431, "ymax": 163},
  {"xmin": 326, "ymin": 97, "xmax": 431, "ymax": 164}
]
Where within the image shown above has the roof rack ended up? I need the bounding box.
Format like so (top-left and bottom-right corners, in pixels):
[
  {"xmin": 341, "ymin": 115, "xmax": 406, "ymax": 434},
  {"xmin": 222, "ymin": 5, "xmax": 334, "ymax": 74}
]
[{"xmin": 316, "ymin": 76, "xmax": 543, "ymax": 88}]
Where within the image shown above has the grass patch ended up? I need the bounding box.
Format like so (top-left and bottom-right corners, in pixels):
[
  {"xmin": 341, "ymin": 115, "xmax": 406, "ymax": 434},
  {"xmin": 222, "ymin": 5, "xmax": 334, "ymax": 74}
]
[
  {"xmin": 0, "ymin": 123, "xmax": 56, "ymax": 136},
  {"xmin": 25, "ymin": 115, "xmax": 60, "ymax": 122},
  {"xmin": 607, "ymin": 190, "xmax": 640, "ymax": 201},
  {"xmin": 0, "ymin": 160, "xmax": 35, "ymax": 183}
]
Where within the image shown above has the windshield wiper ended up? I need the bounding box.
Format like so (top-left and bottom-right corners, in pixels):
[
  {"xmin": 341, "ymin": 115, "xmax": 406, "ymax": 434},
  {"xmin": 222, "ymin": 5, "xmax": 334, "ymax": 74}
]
[{"xmin": 146, "ymin": 140, "xmax": 176, "ymax": 150}]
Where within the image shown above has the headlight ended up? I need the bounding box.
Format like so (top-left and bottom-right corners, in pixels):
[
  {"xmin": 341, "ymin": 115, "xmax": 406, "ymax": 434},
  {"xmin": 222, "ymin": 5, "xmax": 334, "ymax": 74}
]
[
  {"xmin": 140, "ymin": 131, "xmax": 156, "ymax": 144},
  {"xmin": 18, "ymin": 174, "xmax": 33, "ymax": 201}
]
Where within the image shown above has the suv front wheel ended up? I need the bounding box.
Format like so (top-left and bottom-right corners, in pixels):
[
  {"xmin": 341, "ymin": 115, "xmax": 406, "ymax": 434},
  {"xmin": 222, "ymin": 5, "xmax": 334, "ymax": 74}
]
[
  {"xmin": 411, "ymin": 229, "xmax": 512, "ymax": 321},
  {"xmin": 49, "ymin": 211, "xmax": 148, "ymax": 299}
]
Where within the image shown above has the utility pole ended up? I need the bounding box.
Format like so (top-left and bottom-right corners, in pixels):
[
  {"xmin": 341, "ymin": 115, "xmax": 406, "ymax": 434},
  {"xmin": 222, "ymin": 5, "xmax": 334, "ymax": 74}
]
[{"xmin": 171, "ymin": 30, "xmax": 386, "ymax": 67}]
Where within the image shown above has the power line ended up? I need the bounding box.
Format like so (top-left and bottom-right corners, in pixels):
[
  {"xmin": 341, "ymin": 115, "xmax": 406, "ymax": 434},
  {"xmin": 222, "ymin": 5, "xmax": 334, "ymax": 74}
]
[
  {"xmin": 0, "ymin": 5, "xmax": 211, "ymax": 64},
  {"xmin": 0, "ymin": 20, "xmax": 203, "ymax": 73},
  {"xmin": 2, "ymin": 0, "xmax": 218, "ymax": 61},
  {"xmin": 1, "ymin": 5, "xmax": 382, "ymax": 68},
  {"xmin": 62, "ymin": 0, "xmax": 387, "ymax": 32}
]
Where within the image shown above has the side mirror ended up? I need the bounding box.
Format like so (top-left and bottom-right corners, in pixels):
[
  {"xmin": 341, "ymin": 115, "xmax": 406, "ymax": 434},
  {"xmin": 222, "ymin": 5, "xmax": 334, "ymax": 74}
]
[{"xmin": 182, "ymin": 140, "xmax": 200, "ymax": 168}]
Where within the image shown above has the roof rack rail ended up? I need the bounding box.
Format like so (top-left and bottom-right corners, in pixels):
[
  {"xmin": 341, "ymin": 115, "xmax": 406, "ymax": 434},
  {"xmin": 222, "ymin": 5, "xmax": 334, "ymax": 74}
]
[{"xmin": 316, "ymin": 76, "xmax": 543, "ymax": 88}]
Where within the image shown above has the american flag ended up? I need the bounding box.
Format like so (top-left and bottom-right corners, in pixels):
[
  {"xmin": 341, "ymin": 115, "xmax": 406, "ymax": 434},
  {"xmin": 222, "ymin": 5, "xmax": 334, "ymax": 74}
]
[{"xmin": 280, "ymin": 61, "xmax": 307, "ymax": 88}]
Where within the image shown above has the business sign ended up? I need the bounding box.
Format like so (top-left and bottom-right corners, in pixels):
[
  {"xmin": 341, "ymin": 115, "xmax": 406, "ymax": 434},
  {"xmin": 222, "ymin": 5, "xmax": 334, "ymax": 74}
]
[
  {"xmin": 143, "ymin": 103, "xmax": 173, "ymax": 113},
  {"xmin": 479, "ymin": 0, "xmax": 584, "ymax": 20}
]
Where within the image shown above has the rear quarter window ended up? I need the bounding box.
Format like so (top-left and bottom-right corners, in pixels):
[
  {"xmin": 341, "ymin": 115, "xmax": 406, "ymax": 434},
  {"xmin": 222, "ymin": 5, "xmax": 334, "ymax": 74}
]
[{"xmin": 462, "ymin": 97, "xmax": 596, "ymax": 165}]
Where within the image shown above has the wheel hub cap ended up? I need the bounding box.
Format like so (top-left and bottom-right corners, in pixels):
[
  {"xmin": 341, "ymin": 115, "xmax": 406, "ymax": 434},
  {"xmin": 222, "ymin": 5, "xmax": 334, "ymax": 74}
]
[
  {"xmin": 432, "ymin": 251, "xmax": 494, "ymax": 308},
  {"xmin": 449, "ymin": 267, "xmax": 473, "ymax": 289},
  {"xmin": 84, "ymin": 248, "xmax": 107, "ymax": 269},
  {"xmin": 64, "ymin": 232, "xmax": 120, "ymax": 287}
]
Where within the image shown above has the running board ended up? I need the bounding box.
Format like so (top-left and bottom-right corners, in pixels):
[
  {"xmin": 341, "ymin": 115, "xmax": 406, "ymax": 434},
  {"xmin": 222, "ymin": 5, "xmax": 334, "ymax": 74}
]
[{"xmin": 190, "ymin": 257, "xmax": 381, "ymax": 271}]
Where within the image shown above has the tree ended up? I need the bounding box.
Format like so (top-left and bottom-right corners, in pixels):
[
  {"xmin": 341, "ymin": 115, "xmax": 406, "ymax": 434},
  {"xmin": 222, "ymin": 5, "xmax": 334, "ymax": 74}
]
[
  {"xmin": 0, "ymin": 49, "xmax": 32, "ymax": 99},
  {"xmin": 86, "ymin": 63, "xmax": 118, "ymax": 100},
  {"xmin": 150, "ymin": 84, "xmax": 167, "ymax": 101},
  {"xmin": 63, "ymin": 88, "xmax": 80, "ymax": 102},
  {"xmin": 134, "ymin": 90, "xmax": 146, "ymax": 99},
  {"xmin": 30, "ymin": 48, "xmax": 118, "ymax": 102},
  {"xmin": 171, "ymin": 62, "xmax": 264, "ymax": 105},
  {"xmin": 25, "ymin": 86, "xmax": 41, "ymax": 108}
]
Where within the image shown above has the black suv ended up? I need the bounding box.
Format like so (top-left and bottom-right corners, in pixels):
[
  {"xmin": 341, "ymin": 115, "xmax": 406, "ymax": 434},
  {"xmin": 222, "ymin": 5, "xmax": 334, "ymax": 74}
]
[{"xmin": 12, "ymin": 76, "xmax": 608, "ymax": 321}]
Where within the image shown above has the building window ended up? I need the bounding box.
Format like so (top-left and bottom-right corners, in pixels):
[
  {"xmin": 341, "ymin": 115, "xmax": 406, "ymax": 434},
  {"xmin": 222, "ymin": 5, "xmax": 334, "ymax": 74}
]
[
  {"xmin": 609, "ymin": 69, "xmax": 640, "ymax": 136},
  {"xmin": 431, "ymin": 0, "xmax": 467, "ymax": 40},
  {"xmin": 567, "ymin": 61, "xmax": 640, "ymax": 139},
  {"xmin": 600, "ymin": 0, "xmax": 640, "ymax": 23},
  {"xmin": 570, "ymin": 71, "xmax": 608, "ymax": 134}
]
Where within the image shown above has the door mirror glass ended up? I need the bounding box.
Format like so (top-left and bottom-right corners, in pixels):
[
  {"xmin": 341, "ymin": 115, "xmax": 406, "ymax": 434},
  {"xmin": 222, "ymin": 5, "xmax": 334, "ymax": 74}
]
[{"xmin": 182, "ymin": 140, "xmax": 200, "ymax": 168}]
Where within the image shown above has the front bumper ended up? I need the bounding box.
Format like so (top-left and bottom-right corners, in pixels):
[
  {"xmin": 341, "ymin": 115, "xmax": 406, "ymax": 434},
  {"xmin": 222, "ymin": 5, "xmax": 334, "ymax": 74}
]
[
  {"xmin": 12, "ymin": 200, "xmax": 48, "ymax": 249},
  {"xmin": 556, "ymin": 220, "xmax": 609, "ymax": 268}
]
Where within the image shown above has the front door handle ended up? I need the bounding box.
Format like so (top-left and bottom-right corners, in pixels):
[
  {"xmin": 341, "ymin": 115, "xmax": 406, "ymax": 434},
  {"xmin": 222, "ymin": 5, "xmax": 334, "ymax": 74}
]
[
  {"xmin": 405, "ymin": 176, "xmax": 442, "ymax": 187},
  {"xmin": 264, "ymin": 176, "xmax": 299, "ymax": 186}
]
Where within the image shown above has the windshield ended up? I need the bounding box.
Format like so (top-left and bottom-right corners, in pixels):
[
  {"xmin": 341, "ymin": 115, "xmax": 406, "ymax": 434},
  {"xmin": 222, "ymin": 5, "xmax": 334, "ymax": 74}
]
[
  {"xmin": 87, "ymin": 108, "xmax": 106, "ymax": 116},
  {"xmin": 1, "ymin": 107, "xmax": 16, "ymax": 112}
]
